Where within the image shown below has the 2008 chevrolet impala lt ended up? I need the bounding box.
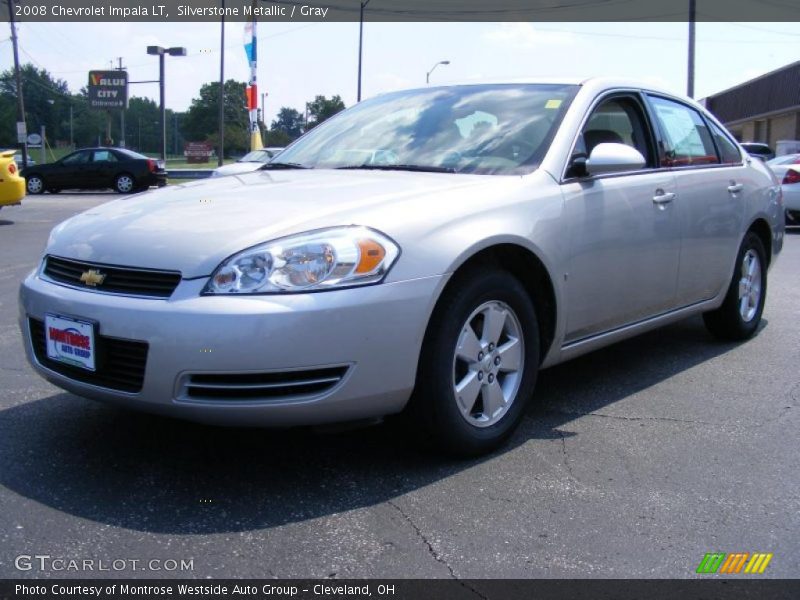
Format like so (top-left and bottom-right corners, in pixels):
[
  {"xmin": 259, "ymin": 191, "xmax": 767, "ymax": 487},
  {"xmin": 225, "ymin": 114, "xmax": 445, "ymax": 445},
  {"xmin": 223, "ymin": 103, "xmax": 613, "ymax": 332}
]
[{"xmin": 19, "ymin": 78, "xmax": 784, "ymax": 455}]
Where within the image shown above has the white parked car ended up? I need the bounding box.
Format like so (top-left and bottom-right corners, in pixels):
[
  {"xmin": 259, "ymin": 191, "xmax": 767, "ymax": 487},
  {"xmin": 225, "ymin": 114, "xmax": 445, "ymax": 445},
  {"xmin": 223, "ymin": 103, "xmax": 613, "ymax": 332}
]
[
  {"xmin": 767, "ymin": 154, "xmax": 800, "ymax": 224},
  {"xmin": 210, "ymin": 148, "xmax": 285, "ymax": 178}
]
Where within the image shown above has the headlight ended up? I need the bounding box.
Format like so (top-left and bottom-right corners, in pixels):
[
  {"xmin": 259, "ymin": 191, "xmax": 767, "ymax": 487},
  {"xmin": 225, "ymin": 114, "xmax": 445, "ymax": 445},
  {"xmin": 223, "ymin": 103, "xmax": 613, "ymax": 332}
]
[{"xmin": 203, "ymin": 226, "xmax": 400, "ymax": 294}]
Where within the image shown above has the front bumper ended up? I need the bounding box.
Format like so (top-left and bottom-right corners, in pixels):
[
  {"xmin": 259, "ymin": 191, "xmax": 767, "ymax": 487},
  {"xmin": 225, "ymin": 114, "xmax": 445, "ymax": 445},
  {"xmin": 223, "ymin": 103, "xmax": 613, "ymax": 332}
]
[{"xmin": 19, "ymin": 271, "xmax": 446, "ymax": 426}]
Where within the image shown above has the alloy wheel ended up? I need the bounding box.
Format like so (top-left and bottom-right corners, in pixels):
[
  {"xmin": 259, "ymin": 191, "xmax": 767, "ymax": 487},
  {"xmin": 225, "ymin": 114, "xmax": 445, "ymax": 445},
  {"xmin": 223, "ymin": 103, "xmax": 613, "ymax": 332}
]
[
  {"xmin": 738, "ymin": 249, "xmax": 762, "ymax": 322},
  {"xmin": 452, "ymin": 300, "xmax": 525, "ymax": 428}
]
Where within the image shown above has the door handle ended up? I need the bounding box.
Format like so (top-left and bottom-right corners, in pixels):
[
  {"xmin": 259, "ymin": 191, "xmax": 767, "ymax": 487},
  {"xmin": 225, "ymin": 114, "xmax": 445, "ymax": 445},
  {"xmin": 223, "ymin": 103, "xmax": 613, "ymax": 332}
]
[
  {"xmin": 728, "ymin": 182, "xmax": 744, "ymax": 194},
  {"xmin": 652, "ymin": 190, "xmax": 676, "ymax": 205}
]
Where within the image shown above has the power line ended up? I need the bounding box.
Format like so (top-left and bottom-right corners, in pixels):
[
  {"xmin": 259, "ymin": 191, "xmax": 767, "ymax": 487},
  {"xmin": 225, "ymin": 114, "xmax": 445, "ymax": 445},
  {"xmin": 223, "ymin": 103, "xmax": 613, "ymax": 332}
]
[
  {"xmin": 706, "ymin": 19, "xmax": 800, "ymax": 36},
  {"xmin": 44, "ymin": 23, "xmax": 321, "ymax": 76}
]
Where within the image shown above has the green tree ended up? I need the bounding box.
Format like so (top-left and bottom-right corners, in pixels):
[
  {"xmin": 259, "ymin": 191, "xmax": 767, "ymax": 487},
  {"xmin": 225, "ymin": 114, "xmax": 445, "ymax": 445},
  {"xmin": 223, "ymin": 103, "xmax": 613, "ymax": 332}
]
[
  {"xmin": 306, "ymin": 95, "xmax": 345, "ymax": 130},
  {"xmin": 271, "ymin": 107, "xmax": 304, "ymax": 139},
  {"xmin": 69, "ymin": 89, "xmax": 106, "ymax": 149},
  {"xmin": 0, "ymin": 64, "xmax": 71, "ymax": 148},
  {"xmin": 264, "ymin": 128, "xmax": 293, "ymax": 147},
  {"xmin": 182, "ymin": 79, "xmax": 249, "ymax": 157}
]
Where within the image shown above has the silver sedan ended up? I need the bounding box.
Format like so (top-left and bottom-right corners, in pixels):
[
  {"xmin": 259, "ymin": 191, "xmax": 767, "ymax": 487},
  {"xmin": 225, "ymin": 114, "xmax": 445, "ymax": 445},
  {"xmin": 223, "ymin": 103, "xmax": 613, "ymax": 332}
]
[{"xmin": 19, "ymin": 78, "xmax": 784, "ymax": 455}]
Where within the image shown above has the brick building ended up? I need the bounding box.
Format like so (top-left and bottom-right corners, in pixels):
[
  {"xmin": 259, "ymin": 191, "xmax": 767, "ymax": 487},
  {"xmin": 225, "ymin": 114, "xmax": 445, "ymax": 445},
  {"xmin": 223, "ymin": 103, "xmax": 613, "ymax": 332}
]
[{"xmin": 703, "ymin": 60, "xmax": 800, "ymax": 150}]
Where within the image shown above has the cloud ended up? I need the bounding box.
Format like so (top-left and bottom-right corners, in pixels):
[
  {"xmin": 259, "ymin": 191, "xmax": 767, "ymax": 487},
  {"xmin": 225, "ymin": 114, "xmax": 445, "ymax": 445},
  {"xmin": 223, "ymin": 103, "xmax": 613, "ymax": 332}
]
[{"xmin": 483, "ymin": 23, "xmax": 576, "ymax": 49}]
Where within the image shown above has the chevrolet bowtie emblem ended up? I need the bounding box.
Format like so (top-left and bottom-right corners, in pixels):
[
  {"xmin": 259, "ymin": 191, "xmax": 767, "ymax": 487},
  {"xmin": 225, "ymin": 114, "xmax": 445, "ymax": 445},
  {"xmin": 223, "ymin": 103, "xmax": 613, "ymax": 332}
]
[{"xmin": 80, "ymin": 269, "xmax": 106, "ymax": 287}]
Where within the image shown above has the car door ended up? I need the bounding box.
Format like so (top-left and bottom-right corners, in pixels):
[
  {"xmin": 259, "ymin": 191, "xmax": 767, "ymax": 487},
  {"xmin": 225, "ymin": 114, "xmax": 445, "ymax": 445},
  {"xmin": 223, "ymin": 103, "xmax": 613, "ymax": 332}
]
[
  {"xmin": 52, "ymin": 150, "xmax": 93, "ymax": 189},
  {"xmin": 90, "ymin": 149, "xmax": 120, "ymax": 188},
  {"xmin": 560, "ymin": 93, "xmax": 681, "ymax": 343},
  {"xmin": 645, "ymin": 95, "xmax": 745, "ymax": 305}
]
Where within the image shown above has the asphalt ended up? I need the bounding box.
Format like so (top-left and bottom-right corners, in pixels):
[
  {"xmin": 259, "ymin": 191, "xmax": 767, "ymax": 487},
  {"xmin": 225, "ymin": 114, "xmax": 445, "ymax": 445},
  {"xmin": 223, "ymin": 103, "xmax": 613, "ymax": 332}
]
[{"xmin": 0, "ymin": 194, "xmax": 798, "ymax": 580}]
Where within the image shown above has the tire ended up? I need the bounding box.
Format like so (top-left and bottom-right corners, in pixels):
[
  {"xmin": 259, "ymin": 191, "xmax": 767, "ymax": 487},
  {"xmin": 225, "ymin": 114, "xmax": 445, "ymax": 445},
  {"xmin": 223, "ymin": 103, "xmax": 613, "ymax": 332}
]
[
  {"xmin": 703, "ymin": 231, "xmax": 767, "ymax": 341},
  {"xmin": 26, "ymin": 175, "xmax": 45, "ymax": 195},
  {"xmin": 408, "ymin": 268, "xmax": 540, "ymax": 456},
  {"xmin": 114, "ymin": 173, "xmax": 136, "ymax": 194}
]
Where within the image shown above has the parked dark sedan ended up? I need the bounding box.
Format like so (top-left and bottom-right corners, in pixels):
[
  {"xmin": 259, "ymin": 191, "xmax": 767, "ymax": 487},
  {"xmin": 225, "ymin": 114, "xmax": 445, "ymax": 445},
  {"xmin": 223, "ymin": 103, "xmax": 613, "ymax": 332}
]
[{"xmin": 22, "ymin": 148, "xmax": 167, "ymax": 194}]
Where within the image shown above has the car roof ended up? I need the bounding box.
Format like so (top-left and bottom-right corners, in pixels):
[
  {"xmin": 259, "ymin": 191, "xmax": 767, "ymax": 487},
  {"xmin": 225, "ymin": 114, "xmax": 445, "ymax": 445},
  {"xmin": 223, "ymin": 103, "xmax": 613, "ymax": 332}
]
[
  {"xmin": 381, "ymin": 77, "xmax": 689, "ymax": 106},
  {"xmin": 401, "ymin": 76, "xmax": 674, "ymax": 92}
]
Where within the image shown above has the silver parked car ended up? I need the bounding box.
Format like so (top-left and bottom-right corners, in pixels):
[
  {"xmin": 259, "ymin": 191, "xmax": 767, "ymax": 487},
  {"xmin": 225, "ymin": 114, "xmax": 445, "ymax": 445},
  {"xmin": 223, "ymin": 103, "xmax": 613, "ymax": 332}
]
[{"xmin": 19, "ymin": 78, "xmax": 784, "ymax": 455}]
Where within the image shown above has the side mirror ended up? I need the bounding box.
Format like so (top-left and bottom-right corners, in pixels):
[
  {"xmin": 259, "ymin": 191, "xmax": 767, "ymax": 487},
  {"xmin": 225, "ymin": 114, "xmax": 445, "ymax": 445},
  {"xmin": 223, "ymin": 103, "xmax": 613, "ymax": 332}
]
[{"xmin": 585, "ymin": 143, "xmax": 646, "ymax": 176}]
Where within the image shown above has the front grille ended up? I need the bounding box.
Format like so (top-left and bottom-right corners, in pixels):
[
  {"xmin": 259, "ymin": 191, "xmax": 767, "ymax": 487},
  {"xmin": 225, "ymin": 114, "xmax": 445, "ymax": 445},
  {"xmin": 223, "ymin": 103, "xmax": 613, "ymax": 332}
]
[
  {"xmin": 29, "ymin": 318, "xmax": 148, "ymax": 393},
  {"xmin": 184, "ymin": 367, "xmax": 348, "ymax": 401},
  {"xmin": 44, "ymin": 255, "xmax": 181, "ymax": 298}
]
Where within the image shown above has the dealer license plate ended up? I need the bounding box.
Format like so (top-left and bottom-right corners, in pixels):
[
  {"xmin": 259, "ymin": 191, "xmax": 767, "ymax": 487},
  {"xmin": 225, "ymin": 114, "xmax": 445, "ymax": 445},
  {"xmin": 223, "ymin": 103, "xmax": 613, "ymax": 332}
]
[{"xmin": 44, "ymin": 314, "xmax": 96, "ymax": 371}]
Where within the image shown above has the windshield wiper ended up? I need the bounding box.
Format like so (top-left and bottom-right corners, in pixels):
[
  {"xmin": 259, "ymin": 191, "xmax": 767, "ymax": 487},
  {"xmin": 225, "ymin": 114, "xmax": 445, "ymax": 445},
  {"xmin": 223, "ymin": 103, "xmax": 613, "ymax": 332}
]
[
  {"xmin": 335, "ymin": 164, "xmax": 456, "ymax": 174},
  {"xmin": 260, "ymin": 162, "xmax": 312, "ymax": 170}
]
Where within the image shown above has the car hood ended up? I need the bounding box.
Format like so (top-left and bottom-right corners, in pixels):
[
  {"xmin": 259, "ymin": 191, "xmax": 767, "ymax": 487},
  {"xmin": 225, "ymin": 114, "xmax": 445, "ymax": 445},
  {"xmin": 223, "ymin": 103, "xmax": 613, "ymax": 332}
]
[
  {"xmin": 46, "ymin": 169, "xmax": 499, "ymax": 278},
  {"xmin": 211, "ymin": 162, "xmax": 263, "ymax": 177}
]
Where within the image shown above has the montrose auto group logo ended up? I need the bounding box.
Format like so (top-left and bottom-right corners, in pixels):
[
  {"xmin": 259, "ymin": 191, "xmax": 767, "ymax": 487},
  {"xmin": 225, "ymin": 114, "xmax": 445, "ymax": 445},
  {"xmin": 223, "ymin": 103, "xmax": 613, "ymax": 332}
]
[{"xmin": 48, "ymin": 326, "xmax": 91, "ymax": 365}]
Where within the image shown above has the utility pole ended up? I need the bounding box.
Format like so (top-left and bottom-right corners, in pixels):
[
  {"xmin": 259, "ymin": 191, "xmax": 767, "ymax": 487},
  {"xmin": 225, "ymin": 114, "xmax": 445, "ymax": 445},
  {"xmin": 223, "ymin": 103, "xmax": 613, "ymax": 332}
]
[
  {"xmin": 7, "ymin": 0, "xmax": 28, "ymax": 168},
  {"xmin": 116, "ymin": 57, "xmax": 126, "ymax": 147},
  {"xmin": 218, "ymin": 0, "xmax": 225, "ymax": 166},
  {"xmin": 357, "ymin": 0, "xmax": 370, "ymax": 102},
  {"xmin": 158, "ymin": 51, "xmax": 165, "ymax": 160},
  {"xmin": 687, "ymin": 0, "xmax": 696, "ymax": 98}
]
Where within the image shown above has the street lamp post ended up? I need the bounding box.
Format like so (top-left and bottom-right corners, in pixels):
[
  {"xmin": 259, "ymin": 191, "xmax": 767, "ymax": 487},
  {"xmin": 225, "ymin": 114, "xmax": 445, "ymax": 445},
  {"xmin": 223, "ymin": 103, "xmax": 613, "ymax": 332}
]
[
  {"xmin": 147, "ymin": 45, "xmax": 186, "ymax": 163},
  {"xmin": 426, "ymin": 60, "xmax": 450, "ymax": 85}
]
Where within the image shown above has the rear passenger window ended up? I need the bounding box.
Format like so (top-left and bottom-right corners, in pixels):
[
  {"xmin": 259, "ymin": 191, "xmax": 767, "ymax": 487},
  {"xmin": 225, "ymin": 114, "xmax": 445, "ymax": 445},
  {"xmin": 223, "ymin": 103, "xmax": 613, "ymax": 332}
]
[
  {"xmin": 93, "ymin": 150, "xmax": 118, "ymax": 163},
  {"xmin": 649, "ymin": 96, "xmax": 719, "ymax": 167},
  {"xmin": 708, "ymin": 121, "xmax": 742, "ymax": 164}
]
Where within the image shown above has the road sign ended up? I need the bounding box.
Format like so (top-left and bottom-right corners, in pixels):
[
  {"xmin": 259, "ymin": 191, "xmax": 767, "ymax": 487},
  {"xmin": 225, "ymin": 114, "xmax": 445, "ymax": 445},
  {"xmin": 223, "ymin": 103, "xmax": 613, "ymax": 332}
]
[
  {"xmin": 184, "ymin": 142, "xmax": 213, "ymax": 164},
  {"xmin": 16, "ymin": 121, "xmax": 27, "ymax": 143},
  {"xmin": 88, "ymin": 70, "xmax": 129, "ymax": 110},
  {"xmin": 27, "ymin": 133, "xmax": 42, "ymax": 148}
]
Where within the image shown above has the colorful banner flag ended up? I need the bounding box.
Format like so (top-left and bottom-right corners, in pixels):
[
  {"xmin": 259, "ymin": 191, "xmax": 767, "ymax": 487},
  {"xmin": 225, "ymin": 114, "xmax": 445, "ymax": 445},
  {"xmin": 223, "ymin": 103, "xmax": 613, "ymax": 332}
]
[{"xmin": 244, "ymin": 12, "xmax": 263, "ymax": 150}]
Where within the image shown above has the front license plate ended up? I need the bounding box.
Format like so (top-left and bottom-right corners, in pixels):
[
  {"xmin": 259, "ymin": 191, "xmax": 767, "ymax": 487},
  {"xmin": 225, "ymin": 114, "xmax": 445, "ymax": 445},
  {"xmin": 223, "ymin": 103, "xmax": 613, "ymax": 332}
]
[{"xmin": 44, "ymin": 314, "xmax": 96, "ymax": 371}]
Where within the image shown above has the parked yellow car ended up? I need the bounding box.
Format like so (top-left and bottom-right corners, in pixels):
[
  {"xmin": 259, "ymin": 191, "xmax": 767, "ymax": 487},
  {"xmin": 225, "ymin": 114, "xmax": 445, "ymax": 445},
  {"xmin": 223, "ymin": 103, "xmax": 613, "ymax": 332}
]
[{"xmin": 0, "ymin": 150, "xmax": 26, "ymax": 208}]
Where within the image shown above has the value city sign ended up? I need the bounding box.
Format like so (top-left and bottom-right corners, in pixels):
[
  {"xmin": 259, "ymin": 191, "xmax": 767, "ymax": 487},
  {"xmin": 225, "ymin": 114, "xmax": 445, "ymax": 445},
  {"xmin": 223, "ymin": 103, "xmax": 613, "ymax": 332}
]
[{"xmin": 88, "ymin": 70, "xmax": 128, "ymax": 109}]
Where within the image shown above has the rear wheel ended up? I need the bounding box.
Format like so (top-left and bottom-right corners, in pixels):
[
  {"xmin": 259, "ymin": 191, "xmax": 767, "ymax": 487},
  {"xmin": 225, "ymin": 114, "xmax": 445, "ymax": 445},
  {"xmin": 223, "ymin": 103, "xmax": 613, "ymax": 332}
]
[
  {"xmin": 26, "ymin": 175, "xmax": 45, "ymax": 195},
  {"xmin": 703, "ymin": 232, "xmax": 767, "ymax": 341},
  {"xmin": 114, "ymin": 173, "xmax": 136, "ymax": 193},
  {"xmin": 409, "ymin": 269, "xmax": 540, "ymax": 456}
]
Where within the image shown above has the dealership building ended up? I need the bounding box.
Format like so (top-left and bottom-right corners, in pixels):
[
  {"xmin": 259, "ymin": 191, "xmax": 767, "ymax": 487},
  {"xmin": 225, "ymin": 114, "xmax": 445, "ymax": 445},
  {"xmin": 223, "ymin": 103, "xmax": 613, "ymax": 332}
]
[{"xmin": 703, "ymin": 60, "xmax": 800, "ymax": 149}]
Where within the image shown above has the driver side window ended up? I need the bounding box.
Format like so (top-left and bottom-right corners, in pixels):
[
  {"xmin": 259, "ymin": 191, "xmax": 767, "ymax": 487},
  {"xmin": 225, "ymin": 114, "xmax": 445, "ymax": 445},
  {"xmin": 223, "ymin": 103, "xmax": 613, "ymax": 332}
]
[
  {"xmin": 567, "ymin": 95, "xmax": 655, "ymax": 178},
  {"xmin": 580, "ymin": 97, "xmax": 654, "ymax": 167}
]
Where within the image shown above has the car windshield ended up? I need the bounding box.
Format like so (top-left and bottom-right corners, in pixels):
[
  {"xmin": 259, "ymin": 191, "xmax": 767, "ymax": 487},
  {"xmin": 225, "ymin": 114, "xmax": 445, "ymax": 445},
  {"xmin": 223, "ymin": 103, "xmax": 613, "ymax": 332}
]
[
  {"xmin": 239, "ymin": 150, "xmax": 272, "ymax": 163},
  {"xmin": 275, "ymin": 84, "xmax": 579, "ymax": 175}
]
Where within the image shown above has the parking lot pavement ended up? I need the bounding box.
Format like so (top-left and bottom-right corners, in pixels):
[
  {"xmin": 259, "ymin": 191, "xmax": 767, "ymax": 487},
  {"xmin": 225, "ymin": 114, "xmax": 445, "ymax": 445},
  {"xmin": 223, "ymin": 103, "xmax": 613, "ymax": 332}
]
[{"xmin": 0, "ymin": 194, "xmax": 798, "ymax": 579}]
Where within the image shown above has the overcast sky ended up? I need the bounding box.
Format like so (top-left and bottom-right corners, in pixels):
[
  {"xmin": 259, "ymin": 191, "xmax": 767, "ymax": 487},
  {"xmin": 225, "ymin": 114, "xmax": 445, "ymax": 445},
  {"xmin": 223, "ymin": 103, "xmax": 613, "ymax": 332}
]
[{"xmin": 2, "ymin": 21, "xmax": 799, "ymax": 124}]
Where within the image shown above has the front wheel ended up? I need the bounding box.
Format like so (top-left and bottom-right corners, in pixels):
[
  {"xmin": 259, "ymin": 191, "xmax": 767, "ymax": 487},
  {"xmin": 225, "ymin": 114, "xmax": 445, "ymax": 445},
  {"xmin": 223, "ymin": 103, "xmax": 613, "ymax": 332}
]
[
  {"xmin": 703, "ymin": 231, "xmax": 767, "ymax": 341},
  {"xmin": 409, "ymin": 269, "xmax": 540, "ymax": 456},
  {"xmin": 114, "ymin": 173, "xmax": 136, "ymax": 193},
  {"xmin": 26, "ymin": 175, "xmax": 45, "ymax": 195}
]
